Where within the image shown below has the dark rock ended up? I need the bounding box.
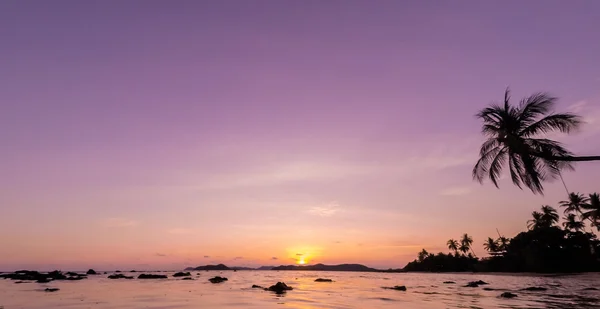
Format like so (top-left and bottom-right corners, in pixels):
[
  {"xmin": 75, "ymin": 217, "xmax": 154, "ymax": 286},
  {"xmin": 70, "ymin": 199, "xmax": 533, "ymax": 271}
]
[
  {"xmin": 197, "ymin": 273, "xmax": 201, "ymax": 276},
  {"xmin": 14, "ymin": 281, "xmax": 28, "ymax": 284},
  {"xmin": 383, "ymin": 285, "xmax": 407, "ymax": 291},
  {"xmin": 583, "ymin": 287, "xmax": 598, "ymax": 291},
  {"xmin": 115, "ymin": 270, "xmax": 121, "ymax": 273},
  {"xmin": 103, "ymin": 272, "xmax": 107, "ymax": 274},
  {"xmin": 108, "ymin": 274, "xmax": 133, "ymax": 279},
  {"xmin": 469, "ymin": 280, "xmax": 488, "ymax": 285},
  {"xmin": 173, "ymin": 272, "xmax": 191, "ymax": 277},
  {"xmin": 252, "ymin": 284, "xmax": 264, "ymax": 289},
  {"xmin": 315, "ymin": 278, "xmax": 333, "ymax": 282},
  {"xmin": 208, "ymin": 276, "xmax": 228, "ymax": 283},
  {"xmin": 36, "ymin": 278, "xmax": 52, "ymax": 283},
  {"xmin": 65, "ymin": 276, "xmax": 85, "ymax": 281},
  {"xmin": 66, "ymin": 272, "xmax": 79, "ymax": 276},
  {"xmin": 483, "ymin": 287, "xmax": 495, "ymax": 291},
  {"xmin": 137, "ymin": 274, "xmax": 167, "ymax": 279},
  {"xmin": 443, "ymin": 281, "xmax": 455, "ymax": 284},
  {"xmin": 86, "ymin": 269, "xmax": 97, "ymax": 275},
  {"xmin": 464, "ymin": 282, "xmax": 479, "ymax": 288},
  {"xmin": 181, "ymin": 277, "xmax": 194, "ymax": 280},
  {"xmin": 44, "ymin": 288, "xmax": 60, "ymax": 292},
  {"xmin": 266, "ymin": 282, "xmax": 293, "ymax": 294},
  {"xmin": 130, "ymin": 270, "xmax": 136, "ymax": 273},
  {"xmin": 500, "ymin": 292, "xmax": 518, "ymax": 298},
  {"xmin": 521, "ymin": 287, "xmax": 547, "ymax": 291}
]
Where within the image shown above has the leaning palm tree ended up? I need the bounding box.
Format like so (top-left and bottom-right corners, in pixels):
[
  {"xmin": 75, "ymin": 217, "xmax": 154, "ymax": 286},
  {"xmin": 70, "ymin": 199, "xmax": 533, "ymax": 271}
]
[
  {"xmin": 497, "ymin": 236, "xmax": 510, "ymax": 253},
  {"xmin": 483, "ymin": 237, "xmax": 499, "ymax": 255},
  {"xmin": 458, "ymin": 243, "xmax": 469, "ymax": 255},
  {"xmin": 461, "ymin": 233, "xmax": 476, "ymax": 257},
  {"xmin": 582, "ymin": 193, "xmax": 600, "ymax": 231},
  {"xmin": 473, "ymin": 89, "xmax": 600, "ymax": 195},
  {"xmin": 563, "ymin": 214, "xmax": 585, "ymax": 232},
  {"xmin": 447, "ymin": 239, "xmax": 459, "ymax": 254},
  {"xmin": 540, "ymin": 205, "xmax": 559, "ymax": 227},
  {"xmin": 527, "ymin": 211, "xmax": 544, "ymax": 230}
]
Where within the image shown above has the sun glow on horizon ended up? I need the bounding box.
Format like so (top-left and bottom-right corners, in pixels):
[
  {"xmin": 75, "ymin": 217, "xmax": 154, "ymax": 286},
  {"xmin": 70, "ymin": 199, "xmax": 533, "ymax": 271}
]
[{"xmin": 298, "ymin": 258, "xmax": 306, "ymax": 265}]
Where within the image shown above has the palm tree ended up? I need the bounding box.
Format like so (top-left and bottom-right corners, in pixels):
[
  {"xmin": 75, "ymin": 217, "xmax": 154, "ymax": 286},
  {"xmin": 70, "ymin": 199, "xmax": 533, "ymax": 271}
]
[
  {"xmin": 497, "ymin": 236, "xmax": 510, "ymax": 252},
  {"xmin": 560, "ymin": 192, "xmax": 590, "ymax": 215},
  {"xmin": 582, "ymin": 193, "xmax": 600, "ymax": 231},
  {"xmin": 417, "ymin": 249, "xmax": 429, "ymax": 262},
  {"xmin": 483, "ymin": 237, "xmax": 499, "ymax": 255},
  {"xmin": 563, "ymin": 214, "xmax": 585, "ymax": 232},
  {"xmin": 458, "ymin": 243, "xmax": 469, "ymax": 255},
  {"xmin": 528, "ymin": 211, "xmax": 544, "ymax": 230},
  {"xmin": 540, "ymin": 205, "xmax": 559, "ymax": 226},
  {"xmin": 447, "ymin": 239, "xmax": 459, "ymax": 254},
  {"xmin": 461, "ymin": 233, "xmax": 476, "ymax": 257},
  {"xmin": 473, "ymin": 89, "xmax": 600, "ymax": 195}
]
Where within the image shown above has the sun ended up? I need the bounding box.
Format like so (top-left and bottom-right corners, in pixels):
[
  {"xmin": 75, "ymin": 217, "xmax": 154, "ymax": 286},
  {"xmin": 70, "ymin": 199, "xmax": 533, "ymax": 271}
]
[{"xmin": 298, "ymin": 258, "xmax": 306, "ymax": 265}]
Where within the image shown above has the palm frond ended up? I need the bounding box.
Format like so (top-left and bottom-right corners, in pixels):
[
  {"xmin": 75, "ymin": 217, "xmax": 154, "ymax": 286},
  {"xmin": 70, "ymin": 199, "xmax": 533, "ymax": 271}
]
[{"xmin": 520, "ymin": 113, "xmax": 582, "ymax": 137}]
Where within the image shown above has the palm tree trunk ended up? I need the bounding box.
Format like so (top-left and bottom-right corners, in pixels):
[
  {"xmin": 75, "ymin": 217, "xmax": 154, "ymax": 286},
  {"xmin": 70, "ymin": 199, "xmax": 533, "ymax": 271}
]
[{"xmin": 549, "ymin": 155, "xmax": 600, "ymax": 162}]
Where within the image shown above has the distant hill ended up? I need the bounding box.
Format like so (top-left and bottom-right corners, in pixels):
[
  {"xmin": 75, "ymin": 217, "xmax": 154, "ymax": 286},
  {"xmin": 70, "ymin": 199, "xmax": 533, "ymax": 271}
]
[
  {"xmin": 187, "ymin": 264, "xmax": 231, "ymax": 271},
  {"xmin": 257, "ymin": 266, "xmax": 275, "ymax": 270},
  {"xmin": 271, "ymin": 263, "xmax": 379, "ymax": 272},
  {"xmin": 230, "ymin": 266, "xmax": 255, "ymax": 270}
]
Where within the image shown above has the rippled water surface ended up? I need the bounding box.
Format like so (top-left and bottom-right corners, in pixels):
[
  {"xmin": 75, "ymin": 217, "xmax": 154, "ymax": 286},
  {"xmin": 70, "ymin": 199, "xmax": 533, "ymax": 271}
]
[{"xmin": 1, "ymin": 271, "xmax": 599, "ymax": 308}]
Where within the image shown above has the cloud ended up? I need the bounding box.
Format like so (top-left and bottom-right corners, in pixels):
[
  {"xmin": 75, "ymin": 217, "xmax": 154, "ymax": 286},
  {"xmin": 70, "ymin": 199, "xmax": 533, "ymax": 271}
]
[
  {"xmin": 334, "ymin": 241, "xmax": 342, "ymax": 244},
  {"xmin": 103, "ymin": 217, "xmax": 139, "ymax": 228},
  {"xmin": 155, "ymin": 253, "xmax": 167, "ymax": 257},
  {"xmin": 271, "ymin": 257, "xmax": 278, "ymax": 260},
  {"xmin": 440, "ymin": 186, "xmax": 472, "ymax": 196},
  {"xmin": 167, "ymin": 228, "xmax": 194, "ymax": 235},
  {"xmin": 295, "ymin": 253, "xmax": 303, "ymax": 256},
  {"xmin": 307, "ymin": 202, "xmax": 340, "ymax": 217},
  {"xmin": 204, "ymin": 255, "xmax": 210, "ymax": 258},
  {"xmin": 233, "ymin": 256, "xmax": 243, "ymax": 260}
]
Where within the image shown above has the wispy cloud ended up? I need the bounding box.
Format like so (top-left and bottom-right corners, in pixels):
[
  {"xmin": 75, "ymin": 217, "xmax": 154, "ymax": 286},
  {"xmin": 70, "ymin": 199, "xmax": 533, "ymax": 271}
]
[
  {"xmin": 155, "ymin": 253, "xmax": 167, "ymax": 257},
  {"xmin": 103, "ymin": 217, "xmax": 139, "ymax": 228},
  {"xmin": 233, "ymin": 256, "xmax": 243, "ymax": 260},
  {"xmin": 271, "ymin": 257, "xmax": 278, "ymax": 260},
  {"xmin": 307, "ymin": 202, "xmax": 341, "ymax": 217},
  {"xmin": 204, "ymin": 255, "xmax": 210, "ymax": 258}
]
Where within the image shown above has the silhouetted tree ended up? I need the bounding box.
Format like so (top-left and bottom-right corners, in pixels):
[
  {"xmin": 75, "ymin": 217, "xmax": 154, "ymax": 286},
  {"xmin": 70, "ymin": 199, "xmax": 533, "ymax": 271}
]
[
  {"xmin": 560, "ymin": 192, "xmax": 589, "ymax": 215},
  {"xmin": 417, "ymin": 249, "xmax": 429, "ymax": 262},
  {"xmin": 528, "ymin": 211, "xmax": 545, "ymax": 230},
  {"xmin": 483, "ymin": 237, "xmax": 499, "ymax": 255},
  {"xmin": 461, "ymin": 233, "xmax": 475, "ymax": 257},
  {"xmin": 447, "ymin": 239, "xmax": 459, "ymax": 254},
  {"xmin": 563, "ymin": 214, "xmax": 585, "ymax": 232},
  {"xmin": 582, "ymin": 193, "xmax": 600, "ymax": 231},
  {"xmin": 541, "ymin": 205, "xmax": 559, "ymax": 226},
  {"xmin": 473, "ymin": 88, "xmax": 600, "ymax": 195}
]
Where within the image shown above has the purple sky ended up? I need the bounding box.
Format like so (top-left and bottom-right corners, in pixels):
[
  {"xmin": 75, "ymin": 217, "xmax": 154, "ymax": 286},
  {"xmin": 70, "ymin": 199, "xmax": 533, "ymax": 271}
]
[{"xmin": 1, "ymin": 1, "xmax": 599, "ymax": 270}]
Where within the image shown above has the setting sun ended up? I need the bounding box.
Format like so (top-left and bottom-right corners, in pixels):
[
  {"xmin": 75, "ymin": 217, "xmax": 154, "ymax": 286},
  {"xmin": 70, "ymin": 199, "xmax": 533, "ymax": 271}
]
[{"xmin": 298, "ymin": 258, "xmax": 306, "ymax": 265}]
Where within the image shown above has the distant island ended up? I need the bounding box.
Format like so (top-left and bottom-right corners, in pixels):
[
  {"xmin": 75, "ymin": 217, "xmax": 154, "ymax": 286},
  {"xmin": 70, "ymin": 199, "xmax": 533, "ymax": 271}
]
[{"xmin": 184, "ymin": 263, "xmax": 402, "ymax": 273}]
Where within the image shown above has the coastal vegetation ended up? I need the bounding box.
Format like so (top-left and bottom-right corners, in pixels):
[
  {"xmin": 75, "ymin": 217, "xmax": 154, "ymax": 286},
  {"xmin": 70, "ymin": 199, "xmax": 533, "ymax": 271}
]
[{"xmin": 404, "ymin": 192, "xmax": 600, "ymax": 273}]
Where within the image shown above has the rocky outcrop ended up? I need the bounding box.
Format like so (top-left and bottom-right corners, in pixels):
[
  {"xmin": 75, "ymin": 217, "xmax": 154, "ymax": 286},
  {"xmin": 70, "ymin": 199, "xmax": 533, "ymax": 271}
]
[
  {"xmin": 383, "ymin": 285, "xmax": 407, "ymax": 291},
  {"xmin": 173, "ymin": 272, "xmax": 191, "ymax": 277},
  {"xmin": 443, "ymin": 281, "xmax": 455, "ymax": 284},
  {"xmin": 266, "ymin": 282, "xmax": 293, "ymax": 294},
  {"xmin": 44, "ymin": 288, "xmax": 59, "ymax": 292},
  {"xmin": 252, "ymin": 284, "xmax": 264, "ymax": 289},
  {"xmin": 181, "ymin": 277, "xmax": 194, "ymax": 280},
  {"xmin": 108, "ymin": 274, "xmax": 134, "ymax": 279},
  {"xmin": 86, "ymin": 269, "xmax": 97, "ymax": 275},
  {"xmin": 208, "ymin": 276, "xmax": 228, "ymax": 283},
  {"xmin": 500, "ymin": 292, "xmax": 518, "ymax": 298},
  {"xmin": 315, "ymin": 278, "xmax": 333, "ymax": 282}
]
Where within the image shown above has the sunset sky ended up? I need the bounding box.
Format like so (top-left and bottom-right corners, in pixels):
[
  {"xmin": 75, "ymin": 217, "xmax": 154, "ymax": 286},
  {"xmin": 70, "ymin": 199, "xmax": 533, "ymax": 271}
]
[{"xmin": 1, "ymin": 1, "xmax": 599, "ymax": 271}]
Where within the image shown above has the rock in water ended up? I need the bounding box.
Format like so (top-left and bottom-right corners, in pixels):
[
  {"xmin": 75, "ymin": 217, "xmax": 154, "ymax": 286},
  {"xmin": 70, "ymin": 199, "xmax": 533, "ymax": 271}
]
[
  {"xmin": 521, "ymin": 286, "xmax": 547, "ymax": 291},
  {"xmin": 108, "ymin": 274, "xmax": 134, "ymax": 279},
  {"xmin": 208, "ymin": 276, "xmax": 228, "ymax": 283},
  {"xmin": 173, "ymin": 272, "xmax": 191, "ymax": 277},
  {"xmin": 464, "ymin": 282, "xmax": 479, "ymax": 288},
  {"xmin": 315, "ymin": 278, "xmax": 333, "ymax": 282},
  {"xmin": 383, "ymin": 286, "xmax": 407, "ymax": 291},
  {"xmin": 137, "ymin": 274, "xmax": 167, "ymax": 279},
  {"xmin": 44, "ymin": 288, "xmax": 60, "ymax": 292},
  {"xmin": 181, "ymin": 277, "xmax": 194, "ymax": 280},
  {"xmin": 469, "ymin": 280, "xmax": 488, "ymax": 285},
  {"xmin": 251, "ymin": 284, "xmax": 264, "ymax": 289},
  {"xmin": 500, "ymin": 292, "xmax": 518, "ymax": 298},
  {"xmin": 443, "ymin": 281, "xmax": 455, "ymax": 284},
  {"xmin": 266, "ymin": 282, "xmax": 293, "ymax": 294},
  {"xmin": 86, "ymin": 269, "xmax": 97, "ymax": 275}
]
